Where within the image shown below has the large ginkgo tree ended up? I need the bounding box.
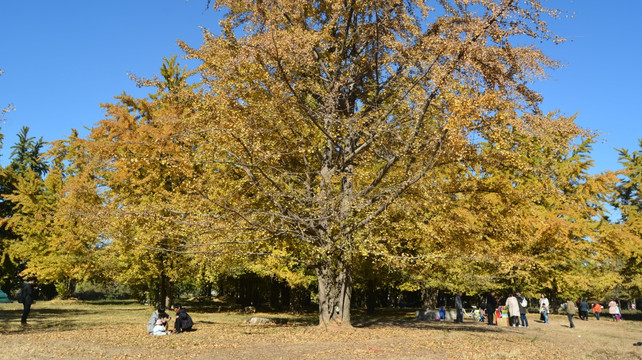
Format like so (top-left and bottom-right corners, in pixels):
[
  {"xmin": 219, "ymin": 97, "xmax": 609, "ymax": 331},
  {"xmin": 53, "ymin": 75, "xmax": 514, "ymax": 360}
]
[
  {"xmin": 57, "ymin": 0, "xmax": 603, "ymax": 326},
  {"xmin": 171, "ymin": 0, "xmax": 574, "ymax": 326}
]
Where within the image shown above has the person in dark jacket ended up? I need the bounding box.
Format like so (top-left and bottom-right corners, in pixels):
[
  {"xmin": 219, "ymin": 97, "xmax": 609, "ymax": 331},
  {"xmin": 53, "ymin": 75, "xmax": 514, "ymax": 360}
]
[
  {"xmin": 516, "ymin": 291, "xmax": 529, "ymax": 328},
  {"xmin": 173, "ymin": 303, "xmax": 194, "ymax": 333},
  {"xmin": 454, "ymin": 292, "xmax": 464, "ymax": 323},
  {"xmin": 579, "ymin": 299, "xmax": 590, "ymax": 321},
  {"xmin": 20, "ymin": 277, "xmax": 38, "ymax": 326},
  {"xmin": 486, "ymin": 291, "xmax": 497, "ymax": 325}
]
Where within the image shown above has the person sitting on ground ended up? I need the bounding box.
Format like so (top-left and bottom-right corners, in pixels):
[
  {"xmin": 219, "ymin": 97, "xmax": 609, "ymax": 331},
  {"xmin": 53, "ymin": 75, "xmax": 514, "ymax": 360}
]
[
  {"xmin": 173, "ymin": 303, "xmax": 194, "ymax": 333},
  {"xmin": 147, "ymin": 305, "xmax": 170, "ymax": 334},
  {"xmin": 152, "ymin": 319, "xmax": 170, "ymax": 336}
]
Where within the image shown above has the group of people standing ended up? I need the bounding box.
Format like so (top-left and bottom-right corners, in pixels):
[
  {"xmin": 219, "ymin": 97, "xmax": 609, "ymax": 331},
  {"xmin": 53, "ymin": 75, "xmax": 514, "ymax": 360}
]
[
  {"xmin": 483, "ymin": 291, "xmax": 529, "ymax": 327},
  {"xmin": 592, "ymin": 299, "xmax": 622, "ymax": 322},
  {"xmin": 13, "ymin": 277, "xmax": 627, "ymax": 333},
  {"xmin": 563, "ymin": 298, "xmax": 622, "ymax": 328},
  {"xmin": 482, "ymin": 291, "xmax": 624, "ymax": 329}
]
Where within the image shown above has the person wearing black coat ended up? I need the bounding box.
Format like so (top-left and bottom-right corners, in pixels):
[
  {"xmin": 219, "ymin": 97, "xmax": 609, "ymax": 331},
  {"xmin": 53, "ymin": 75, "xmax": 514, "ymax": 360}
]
[
  {"xmin": 173, "ymin": 303, "xmax": 194, "ymax": 333},
  {"xmin": 486, "ymin": 291, "xmax": 497, "ymax": 325},
  {"xmin": 579, "ymin": 299, "xmax": 590, "ymax": 320},
  {"xmin": 20, "ymin": 278, "xmax": 38, "ymax": 326},
  {"xmin": 454, "ymin": 292, "xmax": 464, "ymax": 323},
  {"xmin": 516, "ymin": 291, "xmax": 529, "ymax": 328}
]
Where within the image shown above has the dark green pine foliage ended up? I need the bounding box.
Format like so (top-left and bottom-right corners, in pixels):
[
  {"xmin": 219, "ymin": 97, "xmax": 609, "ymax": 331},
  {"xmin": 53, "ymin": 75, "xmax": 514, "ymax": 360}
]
[
  {"xmin": 0, "ymin": 126, "xmax": 48, "ymax": 294},
  {"xmin": 10, "ymin": 126, "xmax": 48, "ymax": 176}
]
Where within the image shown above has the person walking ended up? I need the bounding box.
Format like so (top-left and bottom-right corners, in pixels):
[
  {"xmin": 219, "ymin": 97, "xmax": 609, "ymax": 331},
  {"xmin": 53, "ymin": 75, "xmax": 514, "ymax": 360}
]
[
  {"xmin": 592, "ymin": 302, "xmax": 602, "ymax": 320},
  {"xmin": 19, "ymin": 277, "xmax": 38, "ymax": 326},
  {"xmin": 566, "ymin": 299, "xmax": 576, "ymax": 328},
  {"xmin": 579, "ymin": 299, "xmax": 589, "ymax": 321},
  {"xmin": 516, "ymin": 291, "xmax": 529, "ymax": 328},
  {"xmin": 608, "ymin": 300, "xmax": 619, "ymax": 321},
  {"xmin": 454, "ymin": 292, "xmax": 464, "ymax": 323},
  {"xmin": 486, "ymin": 291, "xmax": 497, "ymax": 325},
  {"xmin": 539, "ymin": 294, "xmax": 549, "ymax": 324}
]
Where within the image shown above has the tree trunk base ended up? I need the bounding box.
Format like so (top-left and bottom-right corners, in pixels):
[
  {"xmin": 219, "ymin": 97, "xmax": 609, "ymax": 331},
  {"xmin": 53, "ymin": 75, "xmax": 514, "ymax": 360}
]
[{"xmin": 317, "ymin": 321, "xmax": 354, "ymax": 331}]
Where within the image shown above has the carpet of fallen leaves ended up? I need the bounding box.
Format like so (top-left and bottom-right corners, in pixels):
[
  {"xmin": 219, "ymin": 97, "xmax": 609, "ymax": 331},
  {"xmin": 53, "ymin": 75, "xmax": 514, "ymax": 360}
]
[{"xmin": 1, "ymin": 300, "xmax": 641, "ymax": 359}]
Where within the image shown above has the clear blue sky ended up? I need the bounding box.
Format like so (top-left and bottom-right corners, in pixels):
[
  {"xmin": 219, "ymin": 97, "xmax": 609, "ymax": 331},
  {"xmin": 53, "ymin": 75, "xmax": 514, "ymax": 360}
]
[{"xmin": 1, "ymin": 1, "xmax": 640, "ymax": 173}]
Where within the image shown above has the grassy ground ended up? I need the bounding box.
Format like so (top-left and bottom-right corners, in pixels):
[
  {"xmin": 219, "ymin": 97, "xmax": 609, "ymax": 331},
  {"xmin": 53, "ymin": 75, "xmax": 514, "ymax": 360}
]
[{"xmin": 1, "ymin": 300, "xmax": 641, "ymax": 359}]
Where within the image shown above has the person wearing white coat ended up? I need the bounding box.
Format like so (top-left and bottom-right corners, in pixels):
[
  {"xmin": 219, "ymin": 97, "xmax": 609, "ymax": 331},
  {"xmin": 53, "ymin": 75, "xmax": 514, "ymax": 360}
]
[{"xmin": 505, "ymin": 294, "xmax": 520, "ymax": 327}]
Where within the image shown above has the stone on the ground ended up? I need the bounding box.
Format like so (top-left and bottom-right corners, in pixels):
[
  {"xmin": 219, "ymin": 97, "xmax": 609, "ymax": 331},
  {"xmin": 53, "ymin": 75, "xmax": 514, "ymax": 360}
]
[{"xmin": 244, "ymin": 317, "xmax": 288, "ymax": 325}]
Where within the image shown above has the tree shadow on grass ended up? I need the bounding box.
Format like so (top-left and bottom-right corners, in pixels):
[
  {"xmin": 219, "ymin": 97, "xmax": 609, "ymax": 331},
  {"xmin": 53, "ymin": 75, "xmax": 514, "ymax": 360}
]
[
  {"xmin": 179, "ymin": 300, "xmax": 319, "ymax": 328},
  {"xmin": 187, "ymin": 305, "xmax": 516, "ymax": 332},
  {"xmin": 0, "ymin": 307, "xmax": 101, "ymax": 318},
  {"xmin": 622, "ymin": 312, "xmax": 642, "ymax": 321},
  {"xmin": 236, "ymin": 317, "xmax": 318, "ymax": 328},
  {"xmin": 0, "ymin": 320, "xmax": 81, "ymax": 335},
  {"xmin": 352, "ymin": 315, "xmax": 513, "ymax": 334},
  {"xmin": 83, "ymin": 299, "xmax": 141, "ymax": 306},
  {"xmin": 0, "ymin": 308, "xmax": 101, "ymax": 335}
]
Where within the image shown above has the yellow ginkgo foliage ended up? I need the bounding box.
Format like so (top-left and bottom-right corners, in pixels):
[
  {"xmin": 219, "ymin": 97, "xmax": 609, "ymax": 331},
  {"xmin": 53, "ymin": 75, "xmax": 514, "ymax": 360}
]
[{"xmin": 31, "ymin": 0, "xmax": 618, "ymax": 326}]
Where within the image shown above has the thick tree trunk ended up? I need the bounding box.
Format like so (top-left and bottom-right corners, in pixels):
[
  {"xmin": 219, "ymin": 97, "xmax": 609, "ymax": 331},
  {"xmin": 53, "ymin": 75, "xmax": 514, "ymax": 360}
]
[
  {"xmin": 290, "ymin": 285, "xmax": 310, "ymax": 314},
  {"xmin": 366, "ymin": 279, "xmax": 377, "ymax": 314},
  {"xmin": 159, "ymin": 275, "xmax": 174, "ymax": 308},
  {"xmin": 315, "ymin": 104, "xmax": 356, "ymax": 327},
  {"xmin": 158, "ymin": 274, "xmax": 167, "ymax": 307},
  {"xmin": 269, "ymin": 278, "xmax": 281, "ymax": 310},
  {"xmin": 317, "ymin": 262, "xmax": 352, "ymax": 327},
  {"xmin": 281, "ymin": 283, "xmax": 291, "ymax": 310},
  {"xmin": 166, "ymin": 280, "xmax": 174, "ymax": 308},
  {"xmin": 201, "ymin": 281, "xmax": 212, "ymax": 297},
  {"xmin": 549, "ymin": 282, "xmax": 559, "ymax": 313},
  {"xmin": 420, "ymin": 284, "xmax": 439, "ymax": 309}
]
